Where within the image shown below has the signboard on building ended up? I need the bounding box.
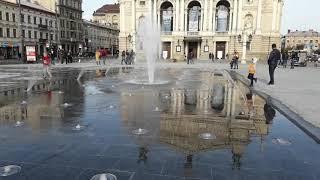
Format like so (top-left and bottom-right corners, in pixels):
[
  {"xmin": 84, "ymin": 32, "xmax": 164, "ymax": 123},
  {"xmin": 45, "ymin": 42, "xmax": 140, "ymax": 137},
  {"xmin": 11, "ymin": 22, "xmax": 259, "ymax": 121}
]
[
  {"xmin": 189, "ymin": 6, "xmax": 200, "ymax": 32},
  {"xmin": 26, "ymin": 46, "xmax": 36, "ymax": 62}
]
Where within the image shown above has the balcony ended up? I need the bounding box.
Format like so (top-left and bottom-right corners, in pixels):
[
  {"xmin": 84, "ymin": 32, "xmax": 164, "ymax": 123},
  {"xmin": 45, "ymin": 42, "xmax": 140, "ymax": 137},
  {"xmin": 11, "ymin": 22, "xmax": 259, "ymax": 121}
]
[
  {"xmin": 187, "ymin": 31, "xmax": 199, "ymax": 36},
  {"xmin": 38, "ymin": 24, "xmax": 48, "ymax": 30},
  {"xmin": 161, "ymin": 31, "xmax": 172, "ymax": 35}
]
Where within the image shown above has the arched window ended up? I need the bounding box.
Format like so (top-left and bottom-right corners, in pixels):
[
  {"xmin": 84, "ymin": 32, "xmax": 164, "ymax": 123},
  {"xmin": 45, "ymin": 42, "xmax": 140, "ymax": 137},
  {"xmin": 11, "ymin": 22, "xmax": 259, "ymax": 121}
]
[
  {"xmin": 160, "ymin": 2, "xmax": 174, "ymax": 32},
  {"xmin": 187, "ymin": 1, "xmax": 201, "ymax": 32},
  {"xmin": 112, "ymin": 15, "xmax": 118, "ymax": 26},
  {"xmin": 216, "ymin": 0, "xmax": 230, "ymax": 32}
]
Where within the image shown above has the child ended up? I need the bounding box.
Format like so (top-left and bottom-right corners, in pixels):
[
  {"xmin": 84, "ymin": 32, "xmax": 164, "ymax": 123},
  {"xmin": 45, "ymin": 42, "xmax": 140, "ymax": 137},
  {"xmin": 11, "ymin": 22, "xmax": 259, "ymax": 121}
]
[{"xmin": 248, "ymin": 59, "xmax": 257, "ymax": 87}]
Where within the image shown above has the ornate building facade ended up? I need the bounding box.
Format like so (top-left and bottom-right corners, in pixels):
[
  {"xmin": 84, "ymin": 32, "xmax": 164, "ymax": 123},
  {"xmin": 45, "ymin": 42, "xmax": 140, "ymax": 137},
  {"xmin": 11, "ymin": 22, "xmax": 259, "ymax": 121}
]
[{"xmin": 119, "ymin": 0, "xmax": 284, "ymax": 62}]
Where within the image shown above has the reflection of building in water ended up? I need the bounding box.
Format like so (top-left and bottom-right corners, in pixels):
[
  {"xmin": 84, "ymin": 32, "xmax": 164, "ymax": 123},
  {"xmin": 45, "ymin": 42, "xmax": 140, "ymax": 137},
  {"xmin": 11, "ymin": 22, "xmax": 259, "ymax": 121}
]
[
  {"xmin": 0, "ymin": 79, "xmax": 84, "ymax": 130},
  {"xmin": 120, "ymin": 73, "xmax": 269, "ymax": 169}
]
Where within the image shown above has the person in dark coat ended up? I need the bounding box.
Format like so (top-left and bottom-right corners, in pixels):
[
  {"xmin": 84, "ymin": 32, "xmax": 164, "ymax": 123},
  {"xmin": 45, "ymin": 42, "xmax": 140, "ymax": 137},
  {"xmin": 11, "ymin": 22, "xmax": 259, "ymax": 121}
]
[
  {"xmin": 121, "ymin": 50, "xmax": 126, "ymax": 65},
  {"xmin": 209, "ymin": 53, "xmax": 212, "ymax": 62},
  {"xmin": 282, "ymin": 51, "xmax": 288, "ymax": 68},
  {"xmin": 267, "ymin": 44, "xmax": 281, "ymax": 85}
]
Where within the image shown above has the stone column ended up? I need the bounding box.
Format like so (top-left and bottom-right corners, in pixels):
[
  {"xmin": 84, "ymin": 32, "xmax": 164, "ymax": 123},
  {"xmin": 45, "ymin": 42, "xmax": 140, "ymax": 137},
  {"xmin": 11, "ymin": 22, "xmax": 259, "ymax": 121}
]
[
  {"xmin": 180, "ymin": 0, "xmax": 185, "ymax": 32},
  {"xmin": 212, "ymin": 8, "xmax": 216, "ymax": 33},
  {"xmin": 157, "ymin": 10, "xmax": 161, "ymax": 29},
  {"xmin": 228, "ymin": 10, "xmax": 233, "ymax": 33},
  {"xmin": 132, "ymin": 0, "xmax": 136, "ymax": 33},
  {"xmin": 208, "ymin": 0, "xmax": 213, "ymax": 32},
  {"xmin": 232, "ymin": 0, "xmax": 238, "ymax": 33},
  {"xmin": 271, "ymin": 0, "xmax": 277, "ymax": 32},
  {"xmin": 153, "ymin": 0, "xmax": 157, "ymax": 23},
  {"xmin": 175, "ymin": 0, "xmax": 180, "ymax": 31},
  {"xmin": 200, "ymin": 8, "xmax": 204, "ymax": 31},
  {"xmin": 184, "ymin": 11, "xmax": 188, "ymax": 31},
  {"xmin": 203, "ymin": 0, "xmax": 208, "ymax": 31},
  {"xmin": 237, "ymin": 0, "xmax": 243, "ymax": 32},
  {"xmin": 256, "ymin": 0, "xmax": 262, "ymax": 34},
  {"xmin": 276, "ymin": 1, "xmax": 282, "ymax": 32}
]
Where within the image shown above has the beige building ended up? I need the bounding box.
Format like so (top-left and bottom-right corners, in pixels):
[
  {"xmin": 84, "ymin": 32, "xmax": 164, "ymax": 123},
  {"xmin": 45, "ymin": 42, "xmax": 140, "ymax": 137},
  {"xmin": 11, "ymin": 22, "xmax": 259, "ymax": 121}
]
[
  {"xmin": 0, "ymin": 0, "xmax": 58, "ymax": 61},
  {"xmin": 37, "ymin": 0, "xmax": 83, "ymax": 54},
  {"xmin": 83, "ymin": 20, "xmax": 119, "ymax": 53},
  {"xmin": 0, "ymin": 0, "xmax": 20, "ymax": 61},
  {"xmin": 284, "ymin": 29, "xmax": 320, "ymax": 50},
  {"xmin": 120, "ymin": 0, "xmax": 284, "ymax": 62},
  {"xmin": 92, "ymin": 4, "xmax": 120, "ymax": 29}
]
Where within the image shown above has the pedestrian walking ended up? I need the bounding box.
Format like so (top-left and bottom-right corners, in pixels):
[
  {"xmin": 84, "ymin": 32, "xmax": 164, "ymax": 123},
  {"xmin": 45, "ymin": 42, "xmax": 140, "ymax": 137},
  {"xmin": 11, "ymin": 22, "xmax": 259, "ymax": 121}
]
[
  {"xmin": 125, "ymin": 50, "xmax": 130, "ymax": 65},
  {"xmin": 247, "ymin": 59, "xmax": 257, "ymax": 87},
  {"xmin": 42, "ymin": 51, "xmax": 52, "ymax": 79},
  {"xmin": 233, "ymin": 51, "xmax": 239, "ymax": 69},
  {"xmin": 282, "ymin": 51, "xmax": 288, "ymax": 68},
  {"xmin": 209, "ymin": 53, "xmax": 212, "ymax": 62},
  {"xmin": 130, "ymin": 50, "xmax": 135, "ymax": 65},
  {"xmin": 63, "ymin": 50, "xmax": 68, "ymax": 64},
  {"xmin": 187, "ymin": 51, "xmax": 194, "ymax": 64},
  {"xmin": 267, "ymin": 44, "xmax": 281, "ymax": 85},
  {"xmin": 121, "ymin": 50, "xmax": 126, "ymax": 65},
  {"xmin": 95, "ymin": 49, "xmax": 101, "ymax": 65},
  {"xmin": 211, "ymin": 53, "xmax": 215, "ymax": 62},
  {"xmin": 67, "ymin": 50, "xmax": 73, "ymax": 63}
]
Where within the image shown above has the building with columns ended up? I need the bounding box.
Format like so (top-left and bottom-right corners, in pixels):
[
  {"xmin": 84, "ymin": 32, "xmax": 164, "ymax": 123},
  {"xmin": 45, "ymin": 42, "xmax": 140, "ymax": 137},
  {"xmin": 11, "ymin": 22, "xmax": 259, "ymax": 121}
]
[{"xmin": 119, "ymin": 0, "xmax": 284, "ymax": 62}]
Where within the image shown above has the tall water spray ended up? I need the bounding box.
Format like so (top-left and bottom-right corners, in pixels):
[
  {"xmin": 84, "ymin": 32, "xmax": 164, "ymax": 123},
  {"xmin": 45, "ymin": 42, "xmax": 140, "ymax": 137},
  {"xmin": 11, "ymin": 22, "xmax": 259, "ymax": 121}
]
[{"xmin": 137, "ymin": 15, "xmax": 161, "ymax": 83}]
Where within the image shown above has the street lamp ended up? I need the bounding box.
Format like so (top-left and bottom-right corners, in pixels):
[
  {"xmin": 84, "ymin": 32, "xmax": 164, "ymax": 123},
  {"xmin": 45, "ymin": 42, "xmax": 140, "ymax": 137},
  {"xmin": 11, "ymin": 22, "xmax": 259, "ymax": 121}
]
[{"xmin": 237, "ymin": 32, "xmax": 253, "ymax": 64}]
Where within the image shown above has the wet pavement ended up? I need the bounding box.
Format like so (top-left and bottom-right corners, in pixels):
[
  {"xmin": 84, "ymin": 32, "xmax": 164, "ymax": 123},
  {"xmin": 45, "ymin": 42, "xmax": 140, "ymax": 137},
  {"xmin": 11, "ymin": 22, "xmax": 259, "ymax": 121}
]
[{"xmin": 0, "ymin": 67, "xmax": 319, "ymax": 180}]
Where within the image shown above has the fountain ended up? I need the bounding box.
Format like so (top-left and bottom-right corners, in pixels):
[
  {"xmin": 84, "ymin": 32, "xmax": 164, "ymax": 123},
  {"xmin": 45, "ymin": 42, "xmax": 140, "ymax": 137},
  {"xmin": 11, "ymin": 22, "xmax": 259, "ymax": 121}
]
[
  {"xmin": 132, "ymin": 128, "xmax": 148, "ymax": 135},
  {"xmin": 137, "ymin": 15, "xmax": 160, "ymax": 84},
  {"xmin": 15, "ymin": 121, "xmax": 24, "ymax": 127},
  {"xmin": 90, "ymin": 173, "xmax": 117, "ymax": 180},
  {"xmin": 0, "ymin": 165, "xmax": 21, "ymax": 176},
  {"xmin": 199, "ymin": 133, "xmax": 216, "ymax": 140}
]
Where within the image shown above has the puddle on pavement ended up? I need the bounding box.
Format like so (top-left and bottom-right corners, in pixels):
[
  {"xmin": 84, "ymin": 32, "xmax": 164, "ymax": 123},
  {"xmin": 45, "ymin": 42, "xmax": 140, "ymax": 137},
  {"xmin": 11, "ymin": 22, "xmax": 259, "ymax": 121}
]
[{"xmin": 0, "ymin": 67, "xmax": 319, "ymax": 180}]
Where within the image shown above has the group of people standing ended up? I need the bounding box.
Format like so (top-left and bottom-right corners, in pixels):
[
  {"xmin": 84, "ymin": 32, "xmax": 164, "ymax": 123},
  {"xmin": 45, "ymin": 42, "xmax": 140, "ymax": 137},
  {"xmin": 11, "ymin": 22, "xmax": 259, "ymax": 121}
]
[
  {"xmin": 95, "ymin": 49, "xmax": 109, "ymax": 65},
  {"xmin": 121, "ymin": 50, "xmax": 135, "ymax": 65},
  {"xmin": 230, "ymin": 51, "xmax": 240, "ymax": 69},
  {"xmin": 58, "ymin": 49, "xmax": 73, "ymax": 64}
]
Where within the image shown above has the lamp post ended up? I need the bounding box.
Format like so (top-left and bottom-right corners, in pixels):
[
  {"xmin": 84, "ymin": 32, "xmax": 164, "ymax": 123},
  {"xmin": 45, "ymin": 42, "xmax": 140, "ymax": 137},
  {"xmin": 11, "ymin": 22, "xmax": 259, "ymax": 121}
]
[
  {"xmin": 237, "ymin": 32, "xmax": 253, "ymax": 64},
  {"xmin": 17, "ymin": 0, "xmax": 24, "ymax": 63}
]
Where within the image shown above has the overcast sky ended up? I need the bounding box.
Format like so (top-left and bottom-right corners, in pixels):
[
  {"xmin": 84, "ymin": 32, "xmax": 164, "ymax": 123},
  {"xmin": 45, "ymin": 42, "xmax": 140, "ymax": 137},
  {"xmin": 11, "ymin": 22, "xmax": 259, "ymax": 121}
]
[{"xmin": 82, "ymin": 0, "xmax": 320, "ymax": 34}]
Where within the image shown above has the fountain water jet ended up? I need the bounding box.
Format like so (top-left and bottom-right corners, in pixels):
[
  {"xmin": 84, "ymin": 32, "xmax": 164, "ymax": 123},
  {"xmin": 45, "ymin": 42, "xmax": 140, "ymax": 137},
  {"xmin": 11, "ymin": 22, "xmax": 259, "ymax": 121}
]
[{"xmin": 137, "ymin": 14, "xmax": 161, "ymax": 84}]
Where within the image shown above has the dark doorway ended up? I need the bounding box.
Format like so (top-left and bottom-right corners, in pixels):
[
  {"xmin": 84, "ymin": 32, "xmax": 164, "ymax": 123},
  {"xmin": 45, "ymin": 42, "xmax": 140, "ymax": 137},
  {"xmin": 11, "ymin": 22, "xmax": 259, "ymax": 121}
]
[
  {"xmin": 162, "ymin": 42, "xmax": 171, "ymax": 59},
  {"xmin": 216, "ymin": 42, "xmax": 226, "ymax": 59},
  {"xmin": 188, "ymin": 42, "xmax": 198, "ymax": 58}
]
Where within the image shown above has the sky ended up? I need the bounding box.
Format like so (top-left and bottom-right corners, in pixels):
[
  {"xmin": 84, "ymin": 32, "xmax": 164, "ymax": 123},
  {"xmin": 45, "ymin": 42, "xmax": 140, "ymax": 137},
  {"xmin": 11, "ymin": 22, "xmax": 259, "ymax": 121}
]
[{"xmin": 82, "ymin": 0, "xmax": 320, "ymax": 34}]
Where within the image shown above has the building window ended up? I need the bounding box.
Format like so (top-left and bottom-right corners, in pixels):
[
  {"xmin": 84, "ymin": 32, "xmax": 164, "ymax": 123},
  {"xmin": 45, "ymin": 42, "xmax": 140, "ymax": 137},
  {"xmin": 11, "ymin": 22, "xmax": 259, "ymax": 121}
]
[
  {"xmin": 34, "ymin": 31, "xmax": 37, "ymax": 39},
  {"xmin": 0, "ymin": 28, "xmax": 3, "ymax": 37},
  {"xmin": 61, "ymin": 31, "xmax": 65, "ymax": 38},
  {"xmin": 34, "ymin": 16, "xmax": 37, "ymax": 24},
  {"xmin": 46, "ymin": 33, "xmax": 48, "ymax": 40},
  {"xmin": 6, "ymin": 28, "xmax": 10, "ymax": 37},
  {"xmin": 49, "ymin": 20, "xmax": 52, "ymax": 27},
  {"xmin": 50, "ymin": 34, "xmax": 53, "ymax": 41},
  {"xmin": 28, "ymin": 15, "xmax": 31, "ymax": 24},
  {"xmin": 0, "ymin": 11, "xmax": 2, "ymax": 20},
  {"xmin": 45, "ymin": 19, "xmax": 48, "ymax": 26},
  {"xmin": 12, "ymin": 13, "xmax": 15, "ymax": 22},
  {"xmin": 21, "ymin": 14, "xmax": 24, "ymax": 22},
  {"xmin": 28, "ymin": 30, "xmax": 32, "ymax": 38},
  {"xmin": 13, "ymin": 29, "xmax": 16, "ymax": 38},
  {"xmin": 246, "ymin": 42, "xmax": 251, "ymax": 51},
  {"xmin": 6, "ymin": 12, "xmax": 9, "ymax": 21},
  {"xmin": 22, "ymin": 30, "xmax": 25, "ymax": 38},
  {"xmin": 40, "ymin": 17, "xmax": 42, "ymax": 25},
  {"xmin": 140, "ymin": 1, "xmax": 145, "ymax": 5}
]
